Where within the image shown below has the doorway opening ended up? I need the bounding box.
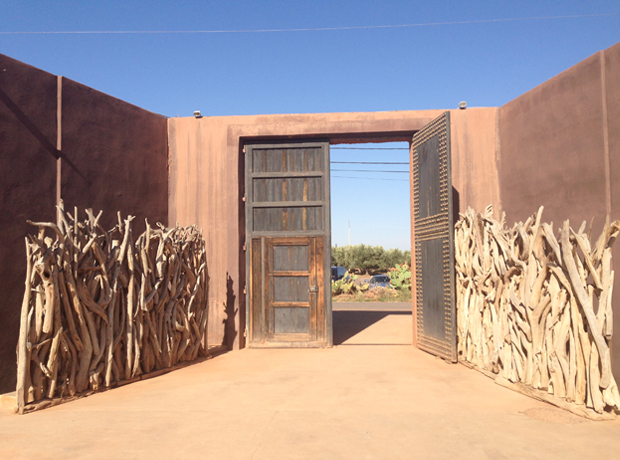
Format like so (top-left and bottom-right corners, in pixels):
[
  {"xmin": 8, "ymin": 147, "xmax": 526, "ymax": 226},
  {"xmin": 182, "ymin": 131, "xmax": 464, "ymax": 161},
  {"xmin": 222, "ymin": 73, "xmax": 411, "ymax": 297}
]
[
  {"xmin": 329, "ymin": 141, "xmax": 414, "ymax": 346},
  {"xmin": 242, "ymin": 112, "xmax": 456, "ymax": 358}
]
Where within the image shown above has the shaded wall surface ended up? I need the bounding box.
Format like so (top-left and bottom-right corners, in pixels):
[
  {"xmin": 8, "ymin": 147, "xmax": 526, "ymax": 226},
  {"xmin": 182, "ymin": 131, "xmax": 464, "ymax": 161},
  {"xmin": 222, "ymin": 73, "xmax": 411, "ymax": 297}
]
[
  {"xmin": 168, "ymin": 109, "xmax": 500, "ymax": 350},
  {"xmin": 60, "ymin": 78, "xmax": 168, "ymax": 232},
  {"xmin": 0, "ymin": 53, "xmax": 168, "ymax": 393},
  {"xmin": 498, "ymin": 41, "xmax": 620, "ymax": 378},
  {"xmin": 0, "ymin": 55, "xmax": 57, "ymax": 394}
]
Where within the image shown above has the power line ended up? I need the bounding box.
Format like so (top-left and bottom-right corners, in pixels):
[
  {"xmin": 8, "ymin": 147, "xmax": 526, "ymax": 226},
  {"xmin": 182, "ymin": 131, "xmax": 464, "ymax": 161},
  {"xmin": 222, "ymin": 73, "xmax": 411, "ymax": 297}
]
[
  {"xmin": 331, "ymin": 169, "xmax": 409, "ymax": 173},
  {"xmin": 331, "ymin": 161, "xmax": 409, "ymax": 165},
  {"xmin": 331, "ymin": 147, "xmax": 409, "ymax": 150},
  {"xmin": 2, "ymin": 13, "xmax": 616, "ymax": 35},
  {"xmin": 331, "ymin": 175, "xmax": 409, "ymax": 182}
]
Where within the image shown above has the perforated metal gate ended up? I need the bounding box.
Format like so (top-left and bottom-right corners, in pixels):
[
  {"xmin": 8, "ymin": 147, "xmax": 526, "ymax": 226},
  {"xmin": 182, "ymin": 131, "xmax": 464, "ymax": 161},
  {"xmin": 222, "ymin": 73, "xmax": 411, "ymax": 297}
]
[{"xmin": 411, "ymin": 112, "xmax": 457, "ymax": 362}]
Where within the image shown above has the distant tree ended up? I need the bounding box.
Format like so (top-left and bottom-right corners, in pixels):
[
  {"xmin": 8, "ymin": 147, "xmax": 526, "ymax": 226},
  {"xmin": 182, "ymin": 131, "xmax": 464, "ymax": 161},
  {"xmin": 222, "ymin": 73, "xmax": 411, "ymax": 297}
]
[{"xmin": 331, "ymin": 245, "xmax": 411, "ymax": 274}]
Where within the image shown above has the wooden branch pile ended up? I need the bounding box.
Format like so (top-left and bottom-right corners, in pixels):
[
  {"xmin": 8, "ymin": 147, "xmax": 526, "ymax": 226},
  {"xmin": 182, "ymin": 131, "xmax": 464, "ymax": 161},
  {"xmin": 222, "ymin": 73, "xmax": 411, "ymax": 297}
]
[
  {"xmin": 16, "ymin": 204, "xmax": 208, "ymax": 414},
  {"xmin": 455, "ymin": 205, "xmax": 620, "ymax": 420}
]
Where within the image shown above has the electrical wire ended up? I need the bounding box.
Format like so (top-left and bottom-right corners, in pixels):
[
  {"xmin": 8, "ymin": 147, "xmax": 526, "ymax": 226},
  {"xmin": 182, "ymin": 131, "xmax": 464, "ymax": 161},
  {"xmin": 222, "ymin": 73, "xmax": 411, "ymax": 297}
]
[
  {"xmin": 331, "ymin": 169, "xmax": 409, "ymax": 173},
  {"xmin": 331, "ymin": 175, "xmax": 409, "ymax": 182},
  {"xmin": 331, "ymin": 147, "xmax": 409, "ymax": 150},
  {"xmin": 2, "ymin": 13, "xmax": 616, "ymax": 35},
  {"xmin": 331, "ymin": 161, "xmax": 409, "ymax": 165}
]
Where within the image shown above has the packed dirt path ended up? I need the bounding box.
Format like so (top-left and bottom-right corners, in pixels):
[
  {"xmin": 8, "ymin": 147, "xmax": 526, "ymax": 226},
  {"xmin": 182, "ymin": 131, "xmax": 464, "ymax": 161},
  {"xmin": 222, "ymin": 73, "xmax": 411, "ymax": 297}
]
[{"xmin": 1, "ymin": 310, "xmax": 619, "ymax": 459}]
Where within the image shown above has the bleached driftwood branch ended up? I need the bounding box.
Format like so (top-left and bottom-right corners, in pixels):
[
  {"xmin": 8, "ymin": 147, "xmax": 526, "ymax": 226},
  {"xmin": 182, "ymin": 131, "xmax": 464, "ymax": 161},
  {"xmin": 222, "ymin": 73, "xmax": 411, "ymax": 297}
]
[
  {"xmin": 455, "ymin": 205, "xmax": 620, "ymax": 420},
  {"xmin": 16, "ymin": 203, "xmax": 208, "ymax": 414}
]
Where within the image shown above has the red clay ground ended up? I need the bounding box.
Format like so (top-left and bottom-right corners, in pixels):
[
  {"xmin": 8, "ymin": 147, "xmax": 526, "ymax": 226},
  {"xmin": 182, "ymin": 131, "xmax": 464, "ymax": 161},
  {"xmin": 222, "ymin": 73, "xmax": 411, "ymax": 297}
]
[{"xmin": 1, "ymin": 305, "xmax": 619, "ymax": 459}]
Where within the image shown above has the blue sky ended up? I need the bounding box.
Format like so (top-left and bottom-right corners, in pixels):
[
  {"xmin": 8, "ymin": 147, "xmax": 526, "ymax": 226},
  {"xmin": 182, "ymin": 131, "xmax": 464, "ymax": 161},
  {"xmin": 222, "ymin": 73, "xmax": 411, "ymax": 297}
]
[{"xmin": 2, "ymin": 1, "xmax": 619, "ymax": 249}]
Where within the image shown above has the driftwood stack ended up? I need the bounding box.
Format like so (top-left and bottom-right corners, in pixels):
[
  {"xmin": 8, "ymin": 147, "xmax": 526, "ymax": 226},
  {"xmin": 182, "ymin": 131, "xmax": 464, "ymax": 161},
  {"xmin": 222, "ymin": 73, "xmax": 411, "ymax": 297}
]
[
  {"xmin": 16, "ymin": 204, "xmax": 208, "ymax": 414},
  {"xmin": 455, "ymin": 205, "xmax": 620, "ymax": 420}
]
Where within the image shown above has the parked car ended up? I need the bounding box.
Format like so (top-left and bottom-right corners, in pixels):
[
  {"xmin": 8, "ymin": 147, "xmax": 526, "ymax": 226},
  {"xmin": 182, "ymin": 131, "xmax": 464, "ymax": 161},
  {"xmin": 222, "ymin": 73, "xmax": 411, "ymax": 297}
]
[
  {"xmin": 368, "ymin": 274, "xmax": 391, "ymax": 288},
  {"xmin": 331, "ymin": 266, "xmax": 347, "ymax": 281}
]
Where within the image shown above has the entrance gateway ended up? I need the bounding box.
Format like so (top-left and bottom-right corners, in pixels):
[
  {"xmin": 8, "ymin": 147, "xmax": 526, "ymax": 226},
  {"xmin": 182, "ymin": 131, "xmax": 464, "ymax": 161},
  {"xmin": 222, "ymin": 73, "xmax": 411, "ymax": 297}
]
[{"xmin": 245, "ymin": 113, "xmax": 456, "ymax": 359}]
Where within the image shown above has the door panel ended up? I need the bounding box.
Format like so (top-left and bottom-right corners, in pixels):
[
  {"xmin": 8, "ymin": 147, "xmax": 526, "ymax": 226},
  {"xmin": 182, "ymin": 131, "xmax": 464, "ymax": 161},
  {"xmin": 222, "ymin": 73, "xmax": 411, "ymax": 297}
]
[
  {"xmin": 253, "ymin": 177, "xmax": 323, "ymax": 202},
  {"xmin": 266, "ymin": 237, "xmax": 319, "ymax": 342},
  {"xmin": 252, "ymin": 206, "xmax": 323, "ymax": 232},
  {"xmin": 249, "ymin": 236, "xmax": 326, "ymax": 346},
  {"xmin": 252, "ymin": 147, "xmax": 324, "ymax": 173},
  {"xmin": 273, "ymin": 245, "xmax": 310, "ymax": 271},
  {"xmin": 411, "ymin": 112, "xmax": 457, "ymax": 362},
  {"xmin": 273, "ymin": 276, "xmax": 310, "ymax": 302},
  {"xmin": 274, "ymin": 308, "xmax": 310, "ymax": 334},
  {"xmin": 246, "ymin": 142, "xmax": 331, "ymax": 348}
]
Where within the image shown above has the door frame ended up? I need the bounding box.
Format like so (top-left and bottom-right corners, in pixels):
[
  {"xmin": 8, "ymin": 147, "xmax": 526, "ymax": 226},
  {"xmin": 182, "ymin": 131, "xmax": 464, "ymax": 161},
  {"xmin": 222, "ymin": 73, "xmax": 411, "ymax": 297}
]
[
  {"xmin": 244, "ymin": 141, "xmax": 333, "ymax": 347},
  {"xmin": 239, "ymin": 128, "xmax": 431, "ymax": 352}
]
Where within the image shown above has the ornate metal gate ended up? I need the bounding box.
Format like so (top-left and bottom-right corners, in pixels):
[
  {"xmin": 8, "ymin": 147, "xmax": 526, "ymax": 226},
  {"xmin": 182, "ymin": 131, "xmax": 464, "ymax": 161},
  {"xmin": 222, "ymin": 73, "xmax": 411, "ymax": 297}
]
[{"xmin": 411, "ymin": 112, "xmax": 457, "ymax": 362}]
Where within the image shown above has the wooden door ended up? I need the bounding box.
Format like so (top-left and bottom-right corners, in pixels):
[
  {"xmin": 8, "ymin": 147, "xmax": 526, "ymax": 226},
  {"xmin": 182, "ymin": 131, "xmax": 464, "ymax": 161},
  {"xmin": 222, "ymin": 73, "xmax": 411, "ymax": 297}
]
[
  {"xmin": 411, "ymin": 112, "xmax": 457, "ymax": 362},
  {"xmin": 245, "ymin": 142, "xmax": 331, "ymax": 347}
]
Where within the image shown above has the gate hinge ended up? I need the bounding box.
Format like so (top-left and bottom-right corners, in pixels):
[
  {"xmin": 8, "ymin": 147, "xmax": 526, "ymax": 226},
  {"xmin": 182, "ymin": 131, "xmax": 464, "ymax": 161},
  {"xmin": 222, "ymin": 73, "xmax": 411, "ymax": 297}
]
[
  {"xmin": 242, "ymin": 195, "xmax": 247, "ymax": 202},
  {"xmin": 243, "ymin": 146, "xmax": 246, "ymax": 153},
  {"xmin": 243, "ymin": 285, "xmax": 247, "ymax": 295},
  {"xmin": 244, "ymin": 327, "xmax": 248, "ymax": 338},
  {"xmin": 309, "ymin": 285, "xmax": 318, "ymax": 293},
  {"xmin": 242, "ymin": 242, "xmax": 247, "ymax": 251}
]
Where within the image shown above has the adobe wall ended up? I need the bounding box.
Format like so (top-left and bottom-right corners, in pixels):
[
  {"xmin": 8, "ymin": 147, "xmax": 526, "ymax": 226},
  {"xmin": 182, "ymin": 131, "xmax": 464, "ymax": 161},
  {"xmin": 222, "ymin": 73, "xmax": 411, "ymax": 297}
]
[
  {"xmin": 167, "ymin": 108, "xmax": 501, "ymax": 349},
  {"xmin": 607, "ymin": 43, "xmax": 620, "ymax": 380},
  {"xmin": 0, "ymin": 55, "xmax": 58, "ymax": 393},
  {"xmin": 0, "ymin": 54, "xmax": 168, "ymax": 393},
  {"xmin": 498, "ymin": 41, "xmax": 620, "ymax": 377},
  {"xmin": 450, "ymin": 108, "xmax": 501, "ymax": 214},
  {"xmin": 60, "ymin": 78, "xmax": 168, "ymax": 232}
]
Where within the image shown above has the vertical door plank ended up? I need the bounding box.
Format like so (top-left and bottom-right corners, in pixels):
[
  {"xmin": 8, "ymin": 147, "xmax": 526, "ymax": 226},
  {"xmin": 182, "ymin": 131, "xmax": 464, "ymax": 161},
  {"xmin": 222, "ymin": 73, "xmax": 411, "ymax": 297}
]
[{"xmin": 250, "ymin": 238, "xmax": 263, "ymax": 343}]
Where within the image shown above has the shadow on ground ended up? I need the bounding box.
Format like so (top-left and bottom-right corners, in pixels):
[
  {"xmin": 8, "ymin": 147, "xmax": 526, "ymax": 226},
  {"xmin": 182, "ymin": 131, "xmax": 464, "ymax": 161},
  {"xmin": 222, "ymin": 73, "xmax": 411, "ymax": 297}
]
[{"xmin": 333, "ymin": 310, "xmax": 412, "ymax": 345}]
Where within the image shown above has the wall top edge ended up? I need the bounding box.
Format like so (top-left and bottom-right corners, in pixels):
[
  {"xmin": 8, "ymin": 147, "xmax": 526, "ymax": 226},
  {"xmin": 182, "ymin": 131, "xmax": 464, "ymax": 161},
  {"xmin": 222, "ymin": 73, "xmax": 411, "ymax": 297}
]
[
  {"xmin": 500, "ymin": 42, "xmax": 617, "ymax": 111},
  {"xmin": 604, "ymin": 40, "xmax": 620, "ymax": 54},
  {"xmin": 0, "ymin": 52, "xmax": 168, "ymax": 120},
  {"xmin": 0, "ymin": 52, "xmax": 57, "ymax": 79},
  {"xmin": 61, "ymin": 76, "xmax": 168, "ymax": 120},
  {"xmin": 167, "ymin": 107, "xmax": 498, "ymax": 122}
]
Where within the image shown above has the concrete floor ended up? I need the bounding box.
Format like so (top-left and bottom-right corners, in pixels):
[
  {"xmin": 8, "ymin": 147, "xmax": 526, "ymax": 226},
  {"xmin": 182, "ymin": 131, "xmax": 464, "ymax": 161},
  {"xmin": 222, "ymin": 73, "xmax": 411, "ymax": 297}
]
[
  {"xmin": 1, "ymin": 304, "xmax": 619, "ymax": 459},
  {"xmin": 333, "ymin": 302, "xmax": 412, "ymax": 345}
]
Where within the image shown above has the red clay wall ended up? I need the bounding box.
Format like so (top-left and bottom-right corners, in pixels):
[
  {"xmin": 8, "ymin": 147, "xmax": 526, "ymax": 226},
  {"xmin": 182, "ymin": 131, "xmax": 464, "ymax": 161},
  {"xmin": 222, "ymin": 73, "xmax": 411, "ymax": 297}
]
[
  {"xmin": 60, "ymin": 78, "xmax": 168, "ymax": 232},
  {"xmin": 603, "ymin": 42, "xmax": 620, "ymax": 379},
  {"xmin": 498, "ymin": 41, "xmax": 620, "ymax": 378},
  {"xmin": 0, "ymin": 55, "xmax": 58, "ymax": 394},
  {"xmin": 168, "ymin": 109, "xmax": 501, "ymax": 350},
  {"xmin": 0, "ymin": 54, "xmax": 168, "ymax": 394}
]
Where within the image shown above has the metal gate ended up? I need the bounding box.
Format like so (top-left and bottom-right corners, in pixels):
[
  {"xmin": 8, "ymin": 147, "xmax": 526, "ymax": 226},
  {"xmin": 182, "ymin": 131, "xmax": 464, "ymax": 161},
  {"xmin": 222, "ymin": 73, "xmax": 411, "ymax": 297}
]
[
  {"xmin": 245, "ymin": 142, "xmax": 332, "ymax": 347},
  {"xmin": 411, "ymin": 112, "xmax": 457, "ymax": 362}
]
